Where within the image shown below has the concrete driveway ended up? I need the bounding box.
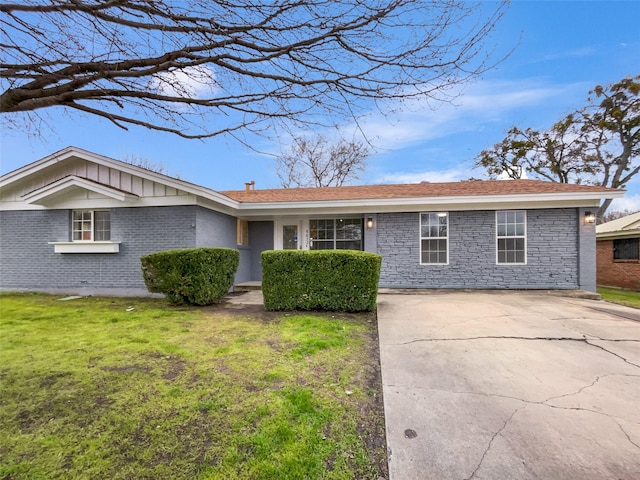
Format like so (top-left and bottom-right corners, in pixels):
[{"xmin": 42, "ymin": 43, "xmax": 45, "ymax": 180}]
[{"xmin": 377, "ymin": 292, "xmax": 640, "ymax": 480}]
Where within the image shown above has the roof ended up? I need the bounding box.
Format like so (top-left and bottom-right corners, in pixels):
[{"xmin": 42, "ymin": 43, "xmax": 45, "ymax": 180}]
[
  {"xmin": 221, "ymin": 180, "xmax": 617, "ymax": 203},
  {"xmin": 0, "ymin": 146, "xmax": 625, "ymax": 216},
  {"xmin": 596, "ymin": 212, "xmax": 640, "ymax": 239}
]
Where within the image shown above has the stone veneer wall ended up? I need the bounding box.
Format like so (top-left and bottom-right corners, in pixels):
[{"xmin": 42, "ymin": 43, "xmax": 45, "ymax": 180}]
[
  {"xmin": 1, "ymin": 206, "xmax": 198, "ymax": 295},
  {"xmin": 376, "ymin": 209, "xmax": 580, "ymax": 289}
]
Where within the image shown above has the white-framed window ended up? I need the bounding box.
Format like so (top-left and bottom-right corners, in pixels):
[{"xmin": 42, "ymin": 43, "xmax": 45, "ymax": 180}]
[
  {"xmin": 237, "ymin": 219, "xmax": 249, "ymax": 246},
  {"xmin": 72, "ymin": 210, "xmax": 110, "ymax": 241},
  {"xmin": 309, "ymin": 218, "xmax": 363, "ymax": 250},
  {"xmin": 496, "ymin": 210, "xmax": 526, "ymax": 264},
  {"xmin": 420, "ymin": 212, "xmax": 448, "ymax": 264}
]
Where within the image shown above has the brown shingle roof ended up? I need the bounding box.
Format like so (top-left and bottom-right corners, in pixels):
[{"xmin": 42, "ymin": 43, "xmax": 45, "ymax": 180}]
[{"xmin": 220, "ymin": 179, "xmax": 617, "ymax": 203}]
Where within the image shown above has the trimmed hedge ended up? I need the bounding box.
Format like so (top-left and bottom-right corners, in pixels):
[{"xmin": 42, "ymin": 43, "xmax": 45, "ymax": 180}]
[
  {"xmin": 261, "ymin": 250, "xmax": 381, "ymax": 312},
  {"xmin": 140, "ymin": 247, "xmax": 239, "ymax": 305}
]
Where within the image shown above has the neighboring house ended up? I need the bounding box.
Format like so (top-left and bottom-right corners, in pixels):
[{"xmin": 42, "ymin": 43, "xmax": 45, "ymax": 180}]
[
  {"xmin": 0, "ymin": 147, "xmax": 623, "ymax": 295},
  {"xmin": 596, "ymin": 212, "xmax": 640, "ymax": 291}
]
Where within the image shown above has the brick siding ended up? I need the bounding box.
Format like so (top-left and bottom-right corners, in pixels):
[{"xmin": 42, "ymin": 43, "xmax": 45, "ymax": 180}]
[
  {"xmin": 0, "ymin": 205, "xmax": 261, "ymax": 294},
  {"xmin": 0, "ymin": 206, "xmax": 198, "ymax": 292},
  {"xmin": 596, "ymin": 239, "xmax": 640, "ymax": 290},
  {"xmin": 377, "ymin": 209, "xmax": 581, "ymax": 289}
]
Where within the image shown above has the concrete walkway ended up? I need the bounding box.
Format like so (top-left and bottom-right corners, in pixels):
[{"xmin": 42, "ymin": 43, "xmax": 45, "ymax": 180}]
[{"xmin": 377, "ymin": 291, "xmax": 640, "ymax": 480}]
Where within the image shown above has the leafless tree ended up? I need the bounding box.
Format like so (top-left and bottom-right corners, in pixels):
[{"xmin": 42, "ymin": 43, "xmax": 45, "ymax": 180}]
[
  {"xmin": 598, "ymin": 209, "xmax": 639, "ymax": 224},
  {"xmin": 1, "ymin": 0, "xmax": 509, "ymax": 140},
  {"xmin": 120, "ymin": 154, "xmax": 181, "ymax": 179},
  {"xmin": 276, "ymin": 134, "xmax": 369, "ymax": 187}
]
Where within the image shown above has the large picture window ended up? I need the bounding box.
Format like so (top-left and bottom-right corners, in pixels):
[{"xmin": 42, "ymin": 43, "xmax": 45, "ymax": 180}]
[
  {"xmin": 420, "ymin": 212, "xmax": 448, "ymax": 264},
  {"xmin": 72, "ymin": 210, "xmax": 110, "ymax": 241},
  {"xmin": 310, "ymin": 218, "xmax": 362, "ymax": 250},
  {"xmin": 496, "ymin": 210, "xmax": 526, "ymax": 264},
  {"xmin": 613, "ymin": 238, "xmax": 639, "ymax": 260}
]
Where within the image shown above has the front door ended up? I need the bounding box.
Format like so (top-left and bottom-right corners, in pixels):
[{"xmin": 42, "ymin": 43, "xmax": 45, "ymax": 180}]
[{"xmin": 282, "ymin": 224, "xmax": 299, "ymax": 250}]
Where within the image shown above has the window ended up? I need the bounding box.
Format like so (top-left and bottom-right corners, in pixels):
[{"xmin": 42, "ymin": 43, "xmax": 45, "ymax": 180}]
[
  {"xmin": 496, "ymin": 210, "xmax": 526, "ymax": 264},
  {"xmin": 310, "ymin": 218, "xmax": 362, "ymax": 250},
  {"xmin": 420, "ymin": 213, "xmax": 448, "ymax": 264},
  {"xmin": 72, "ymin": 210, "xmax": 110, "ymax": 241},
  {"xmin": 237, "ymin": 219, "xmax": 249, "ymax": 246},
  {"xmin": 613, "ymin": 238, "xmax": 639, "ymax": 260}
]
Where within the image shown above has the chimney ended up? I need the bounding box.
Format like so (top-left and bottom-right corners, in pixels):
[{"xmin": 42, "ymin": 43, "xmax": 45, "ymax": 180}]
[{"xmin": 244, "ymin": 181, "xmax": 256, "ymax": 192}]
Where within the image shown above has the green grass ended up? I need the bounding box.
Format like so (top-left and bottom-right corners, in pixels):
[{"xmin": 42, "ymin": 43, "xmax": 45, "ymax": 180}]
[
  {"xmin": 597, "ymin": 287, "xmax": 640, "ymax": 309},
  {"xmin": 0, "ymin": 293, "xmax": 386, "ymax": 479}
]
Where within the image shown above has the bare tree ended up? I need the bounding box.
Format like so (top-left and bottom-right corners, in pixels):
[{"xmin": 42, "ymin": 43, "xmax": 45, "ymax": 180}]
[
  {"xmin": 1, "ymin": 1, "xmax": 509, "ymax": 139},
  {"xmin": 599, "ymin": 209, "xmax": 639, "ymax": 224},
  {"xmin": 475, "ymin": 75, "xmax": 640, "ymax": 216},
  {"xmin": 120, "ymin": 154, "xmax": 181, "ymax": 179},
  {"xmin": 276, "ymin": 134, "xmax": 369, "ymax": 187}
]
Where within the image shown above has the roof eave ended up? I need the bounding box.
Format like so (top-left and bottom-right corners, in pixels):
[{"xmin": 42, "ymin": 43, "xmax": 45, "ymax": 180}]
[
  {"xmin": 22, "ymin": 175, "xmax": 139, "ymax": 205},
  {"xmin": 235, "ymin": 191, "xmax": 621, "ymax": 215},
  {"xmin": 596, "ymin": 230, "xmax": 640, "ymax": 240},
  {"xmin": 1, "ymin": 146, "xmax": 240, "ymax": 210}
]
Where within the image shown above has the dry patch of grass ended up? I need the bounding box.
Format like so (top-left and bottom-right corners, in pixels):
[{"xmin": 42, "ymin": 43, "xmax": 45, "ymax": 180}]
[{"xmin": 0, "ymin": 293, "xmax": 387, "ymax": 479}]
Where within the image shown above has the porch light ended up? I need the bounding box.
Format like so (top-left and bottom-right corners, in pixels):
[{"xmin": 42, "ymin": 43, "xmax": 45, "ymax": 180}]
[
  {"xmin": 584, "ymin": 211, "xmax": 596, "ymax": 224},
  {"xmin": 366, "ymin": 217, "xmax": 374, "ymax": 229}
]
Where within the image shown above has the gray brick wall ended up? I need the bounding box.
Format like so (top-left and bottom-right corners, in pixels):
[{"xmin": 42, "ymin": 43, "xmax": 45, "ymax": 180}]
[
  {"xmin": 1, "ymin": 206, "xmax": 590, "ymax": 294},
  {"xmin": 193, "ymin": 206, "xmax": 250, "ymax": 283},
  {"xmin": 195, "ymin": 207, "xmax": 236, "ymax": 248},
  {"xmin": 377, "ymin": 209, "xmax": 580, "ymax": 289},
  {"xmin": 1, "ymin": 206, "xmax": 197, "ymax": 293}
]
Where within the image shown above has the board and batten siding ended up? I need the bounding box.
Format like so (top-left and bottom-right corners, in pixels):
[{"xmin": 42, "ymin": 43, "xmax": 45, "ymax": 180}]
[{"xmin": 0, "ymin": 157, "xmax": 190, "ymax": 204}]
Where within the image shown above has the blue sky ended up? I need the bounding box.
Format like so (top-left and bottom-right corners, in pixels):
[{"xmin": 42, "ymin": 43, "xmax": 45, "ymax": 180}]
[{"xmin": 1, "ymin": 1, "xmax": 639, "ymax": 211}]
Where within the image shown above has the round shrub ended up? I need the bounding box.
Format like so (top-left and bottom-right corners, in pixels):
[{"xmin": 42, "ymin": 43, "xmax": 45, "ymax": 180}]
[{"xmin": 141, "ymin": 247, "xmax": 239, "ymax": 305}]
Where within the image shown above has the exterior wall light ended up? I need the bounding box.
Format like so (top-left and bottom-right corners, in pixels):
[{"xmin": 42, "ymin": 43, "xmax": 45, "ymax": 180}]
[
  {"xmin": 366, "ymin": 217, "xmax": 374, "ymax": 229},
  {"xmin": 584, "ymin": 211, "xmax": 596, "ymax": 224}
]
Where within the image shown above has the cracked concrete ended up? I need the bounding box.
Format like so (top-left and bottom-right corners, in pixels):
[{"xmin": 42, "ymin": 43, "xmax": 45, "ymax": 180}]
[{"xmin": 377, "ymin": 291, "xmax": 640, "ymax": 480}]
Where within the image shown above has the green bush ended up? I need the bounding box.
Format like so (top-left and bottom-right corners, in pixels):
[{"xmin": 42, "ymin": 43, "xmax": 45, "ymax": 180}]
[
  {"xmin": 261, "ymin": 250, "xmax": 381, "ymax": 312},
  {"xmin": 141, "ymin": 247, "xmax": 239, "ymax": 305}
]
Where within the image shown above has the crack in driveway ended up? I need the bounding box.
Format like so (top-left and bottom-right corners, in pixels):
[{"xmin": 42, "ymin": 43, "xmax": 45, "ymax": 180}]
[
  {"xmin": 379, "ymin": 295, "xmax": 640, "ymax": 479},
  {"xmin": 583, "ymin": 338, "xmax": 640, "ymax": 368},
  {"xmin": 617, "ymin": 423, "xmax": 640, "ymax": 451},
  {"xmin": 394, "ymin": 336, "xmax": 640, "ymax": 369},
  {"xmin": 462, "ymin": 405, "xmax": 527, "ymax": 480},
  {"xmin": 387, "ymin": 373, "xmax": 640, "ymax": 427},
  {"xmin": 389, "ymin": 373, "xmax": 640, "ymax": 479}
]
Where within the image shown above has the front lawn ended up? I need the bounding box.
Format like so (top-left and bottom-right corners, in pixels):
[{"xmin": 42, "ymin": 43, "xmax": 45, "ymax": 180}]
[
  {"xmin": 0, "ymin": 293, "xmax": 387, "ymax": 479},
  {"xmin": 597, "ymin": 287, "xmax": 640, "ymax": 309}
]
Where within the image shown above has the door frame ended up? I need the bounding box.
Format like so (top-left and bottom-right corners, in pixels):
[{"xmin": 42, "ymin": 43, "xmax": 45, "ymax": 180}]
[{"xmin": 274, "ymin": 218, "xmax": 311, "ymax": 250}]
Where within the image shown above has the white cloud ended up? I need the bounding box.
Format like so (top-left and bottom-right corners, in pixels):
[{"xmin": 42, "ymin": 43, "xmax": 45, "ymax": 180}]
[
  {"xmin": 610, "ymin": 194, "xmax": 640, "ymax": 213},
  {"xmin": 541, "ymin": 47, "xmax": 596, "ymax": 62},
  {"xmin": 150, "ymin": 66, "xmax": 218, "ymax": 99},
  {"xmin": 347, "ymin": 78, "xmax": 587, "ymax": 153},
  {"xmin": 376, "ymin": 166, "xmax": 472, "ymax": 184}
]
